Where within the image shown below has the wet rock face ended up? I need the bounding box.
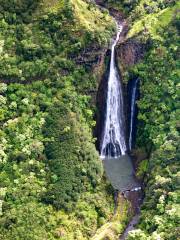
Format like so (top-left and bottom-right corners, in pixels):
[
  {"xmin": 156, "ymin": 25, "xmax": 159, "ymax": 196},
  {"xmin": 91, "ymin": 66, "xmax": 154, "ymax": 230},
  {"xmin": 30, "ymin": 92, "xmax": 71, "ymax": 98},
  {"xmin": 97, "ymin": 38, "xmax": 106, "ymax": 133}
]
[
  {"xmin": 108, "ymin": 8, "xmax": 125, "ymax": 22},
  {"xmin": 94, "ymin": 0, "xmax": 105, "ymax": 5},
  {"xmin": 95, "ymin": 49, "xmax": 111, "ymax": 151},
  {"xmin": 75, "ymin": 45, "xmax": 106, "ymax": 72},
  {"xmin": 116, "ymin": 38, "xmax": 147, "ymax": 145},
  {"xmin": 124, "ymin": 189, "xmax": 143, "ymax": 214},
  {"xmin": 117, "ymin": 38, "xmax": 146, "ymax": 72},
  {"xmin": 95, "ymin": 0, "xmax": 125, "ymax": 21}
]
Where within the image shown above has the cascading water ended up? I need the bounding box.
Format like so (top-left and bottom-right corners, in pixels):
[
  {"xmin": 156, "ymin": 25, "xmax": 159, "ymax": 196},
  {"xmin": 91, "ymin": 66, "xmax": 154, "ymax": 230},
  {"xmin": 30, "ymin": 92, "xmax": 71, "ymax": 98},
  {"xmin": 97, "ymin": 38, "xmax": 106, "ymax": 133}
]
[
  {"xmin": 100, "ymin": 24, "xmax": 127, "ymax": 158},
  {"xmin": 129, "ymin": 78, "xmax": 139, "ymax": 150}
]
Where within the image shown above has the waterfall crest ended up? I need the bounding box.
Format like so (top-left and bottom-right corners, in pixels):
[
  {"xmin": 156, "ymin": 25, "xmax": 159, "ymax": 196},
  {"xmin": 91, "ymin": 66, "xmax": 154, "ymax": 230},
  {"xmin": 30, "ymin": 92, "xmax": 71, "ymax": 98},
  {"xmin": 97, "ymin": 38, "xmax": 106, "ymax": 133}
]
[{"xmin": 100, "ymin": 24, "xmax": 127, "ymax": 159}]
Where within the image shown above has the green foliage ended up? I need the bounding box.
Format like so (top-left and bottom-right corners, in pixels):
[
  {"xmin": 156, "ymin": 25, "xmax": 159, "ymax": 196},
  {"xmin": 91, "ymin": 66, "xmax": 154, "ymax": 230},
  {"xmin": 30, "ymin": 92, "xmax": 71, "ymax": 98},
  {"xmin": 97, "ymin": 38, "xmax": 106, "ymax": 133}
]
[
  {"xmin": 43, "ymin": 103, "xmax": 103, "ymax": 209},
  {"xmin": 97, "ymin": 0, "xmax": 141, "ymax": 14},
  {"xmin": 0, "ymin": 0, "xmax": 40, "ymax": 23},
  {"xmin": 0, "ymin": 0, "xmax": 114, "ymax": 82},
  {"xmin": 126, "ymin": 3, "xmax": 179, "ymax": 239},
  {"xmin": 0, "ymin": 1, "xmax": 116, "ymax": 239},
  {"xmin": 127, "ymin": 0, "xmax": 178, "ymax": 39},
  {"xmin": 136, "ymin": 159, "xmax": 148, "ymax": 179}
]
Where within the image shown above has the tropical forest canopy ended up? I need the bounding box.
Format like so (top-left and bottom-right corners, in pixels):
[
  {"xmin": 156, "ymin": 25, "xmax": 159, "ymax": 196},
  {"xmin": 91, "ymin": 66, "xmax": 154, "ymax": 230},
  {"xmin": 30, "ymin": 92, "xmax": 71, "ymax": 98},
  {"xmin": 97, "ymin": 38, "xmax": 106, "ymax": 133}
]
[{"xmin": 0, "ymin": 0, "xmax": 179, "ymax": 239}]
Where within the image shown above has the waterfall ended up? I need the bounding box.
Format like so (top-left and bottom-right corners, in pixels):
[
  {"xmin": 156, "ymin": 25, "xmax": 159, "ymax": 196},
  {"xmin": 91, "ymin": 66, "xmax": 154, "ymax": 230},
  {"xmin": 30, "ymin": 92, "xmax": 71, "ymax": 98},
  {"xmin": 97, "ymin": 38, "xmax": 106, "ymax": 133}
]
[
  {"xmin": 100, "ymin": 24, "xmax": 127, "ymax": 159},
  {"xmin": 129, "ymin": 78, "xmax": 139, "ymax": 150}
]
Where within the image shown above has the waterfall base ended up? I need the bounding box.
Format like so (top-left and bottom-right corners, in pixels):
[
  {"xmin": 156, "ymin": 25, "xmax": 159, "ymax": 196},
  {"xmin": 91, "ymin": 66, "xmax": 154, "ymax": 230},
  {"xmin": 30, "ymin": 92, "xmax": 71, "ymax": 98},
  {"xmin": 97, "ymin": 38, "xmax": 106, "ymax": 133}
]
[{"xmin": 103, "ymin": 155, "xmax": 140, "ymax": 192}]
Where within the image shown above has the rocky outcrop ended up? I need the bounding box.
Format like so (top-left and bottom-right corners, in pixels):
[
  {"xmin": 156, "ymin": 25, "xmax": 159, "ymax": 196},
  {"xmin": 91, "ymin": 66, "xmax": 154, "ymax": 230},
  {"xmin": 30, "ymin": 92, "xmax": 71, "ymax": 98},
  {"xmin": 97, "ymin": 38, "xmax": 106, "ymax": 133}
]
[
  {"xmin": 95, "ymin": 0, "xmax": 125, "ymax": 22},
  {"xmin": 95, "ymin": 49, "xmax": 111, "ymax": 151},
  {"xmin": 75, "ymin": 45, "xmax": 106, "ymax": 72},
  {"xmin": 115, "ymin": 37, "xmax": 148, "ymax": 152},
  {"xmin": 94, "ymin": 0, "xmax": 148, "ymax": 154},
  {"xmin": 116, "ymin": 38, "xmax": 147, "ymax": 74}
]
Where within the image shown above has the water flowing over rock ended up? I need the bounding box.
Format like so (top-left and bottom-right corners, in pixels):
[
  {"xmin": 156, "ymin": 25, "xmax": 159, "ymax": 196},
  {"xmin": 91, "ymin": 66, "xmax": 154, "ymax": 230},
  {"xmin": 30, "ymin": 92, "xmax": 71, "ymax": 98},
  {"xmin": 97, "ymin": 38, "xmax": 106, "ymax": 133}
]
[
  {"xmin": 100, "ymin": 24, "xmax": 127, "ymax": 158},
  {"xmin": 129, "ymin": 78, "xmax": 139, "ymax": 150}
]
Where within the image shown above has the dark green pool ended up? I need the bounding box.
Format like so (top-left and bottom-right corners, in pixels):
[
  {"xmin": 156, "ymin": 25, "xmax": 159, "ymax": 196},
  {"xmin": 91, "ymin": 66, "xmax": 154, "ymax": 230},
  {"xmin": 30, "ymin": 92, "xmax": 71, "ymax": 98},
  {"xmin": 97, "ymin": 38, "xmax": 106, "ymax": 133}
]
[{"xmin": 103, "ymin": 155, "xmax": 140, "ymax": 192}]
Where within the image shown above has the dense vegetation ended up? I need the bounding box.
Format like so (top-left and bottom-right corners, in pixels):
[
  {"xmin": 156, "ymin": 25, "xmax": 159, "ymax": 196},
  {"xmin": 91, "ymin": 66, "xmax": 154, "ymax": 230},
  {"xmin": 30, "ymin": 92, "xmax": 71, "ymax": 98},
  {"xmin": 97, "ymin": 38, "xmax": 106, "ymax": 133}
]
[
  {"xmin": 0, "ymin": 0, "xmax": 179, "ymax": 239},
  {"xmin": 0, "ymin": 0, "xmax": 120, "ymax": 239},
  {"xmin": 96, "ymin": 0, "xmax": 141, "ymax": 14},
  {"xmin": 122, "ymin": 0, "xmax": 179, "ymax": 239}
]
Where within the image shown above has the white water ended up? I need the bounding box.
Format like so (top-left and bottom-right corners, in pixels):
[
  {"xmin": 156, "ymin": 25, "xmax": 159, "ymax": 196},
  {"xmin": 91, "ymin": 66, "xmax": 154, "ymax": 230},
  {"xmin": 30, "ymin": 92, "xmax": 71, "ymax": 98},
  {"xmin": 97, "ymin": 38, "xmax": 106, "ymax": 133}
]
[
  {"xmin": 100, "ymin": 24, "xmax": 127, "ymax": 158},
  {"xmin": 129, "ymin": 78, "xmax": 139, "ymax": 150}
]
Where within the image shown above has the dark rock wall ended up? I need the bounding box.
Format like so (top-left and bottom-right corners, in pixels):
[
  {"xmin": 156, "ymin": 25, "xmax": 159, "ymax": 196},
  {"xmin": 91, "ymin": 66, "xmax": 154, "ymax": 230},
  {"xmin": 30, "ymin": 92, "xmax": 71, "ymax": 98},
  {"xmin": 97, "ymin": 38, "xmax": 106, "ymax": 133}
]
[
  {"xmin": 116, "ymin": 37, "xmax": 147, "ymax": 150},
  {"xmin": 95, "ymin": 49, "xmax": 111, "ymax": 152},
  {"xmin": 93, "ymin": 1, "xmax": 148, "ymax": 153},
  {"xmin": 94, "ymin": 36, "xmax": 146, "ymax": 153},
  {"xmin": 95, "ymin": 0, "xmax": 125, "ymax": 21},
  {"xmin": 117, "ymin": 38, "xmax": 146, "ymax": 73}
]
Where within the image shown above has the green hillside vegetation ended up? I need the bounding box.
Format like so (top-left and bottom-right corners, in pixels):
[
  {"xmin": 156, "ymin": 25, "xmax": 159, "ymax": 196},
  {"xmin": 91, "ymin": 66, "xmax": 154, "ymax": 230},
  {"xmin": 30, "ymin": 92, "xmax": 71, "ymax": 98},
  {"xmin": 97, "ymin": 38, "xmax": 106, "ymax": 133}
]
[
  {"xmin": 127, "ymin": 1, "xmax": 180, "ymax": 40},
  {"xmin": 0, "ymin": 1, "xmax": 120, "ymax": 239},
  {"xmin": 0, "ymin": 0, "xmax": 179, "ymax": 239},
  {"xmin": 123, "ymin": 0, "xmax": 179, "ymax": 239}
]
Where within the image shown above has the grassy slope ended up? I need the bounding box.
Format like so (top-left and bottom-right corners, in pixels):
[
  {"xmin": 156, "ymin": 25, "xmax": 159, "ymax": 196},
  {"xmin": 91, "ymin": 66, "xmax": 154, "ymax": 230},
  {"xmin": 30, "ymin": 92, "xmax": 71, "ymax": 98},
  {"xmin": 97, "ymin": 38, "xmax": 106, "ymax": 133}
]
[
  {"xmin": 127, "ymin": 1, "xmax": 180, "ymax": 40},
  {"xmin": 72, "ymin": 0, "xmax": 114, "ymax": 33}
]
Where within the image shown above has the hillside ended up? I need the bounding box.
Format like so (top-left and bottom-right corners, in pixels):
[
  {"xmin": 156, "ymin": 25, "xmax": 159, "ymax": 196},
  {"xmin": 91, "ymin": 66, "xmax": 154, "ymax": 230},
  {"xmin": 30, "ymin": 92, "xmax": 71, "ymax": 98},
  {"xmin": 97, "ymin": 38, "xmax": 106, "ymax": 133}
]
[
  {"xmin": 0, "ymin": 1, "xmax": 120, "ymax": 239},
  {"xmin": 117, "ymin": 1, "xmax": 180, "ymax": 239},
  {"xmin": 0, "ymin": 0, "xmax": 179, "ymax": 240}
]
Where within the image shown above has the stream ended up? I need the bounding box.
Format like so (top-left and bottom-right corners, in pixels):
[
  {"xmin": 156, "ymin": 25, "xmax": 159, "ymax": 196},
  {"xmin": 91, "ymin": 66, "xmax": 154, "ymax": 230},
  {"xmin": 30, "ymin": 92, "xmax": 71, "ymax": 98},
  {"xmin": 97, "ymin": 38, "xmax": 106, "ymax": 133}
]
[{"xmin": 120, "ymin": 214, "xmax": 140, "ymax": 240}]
